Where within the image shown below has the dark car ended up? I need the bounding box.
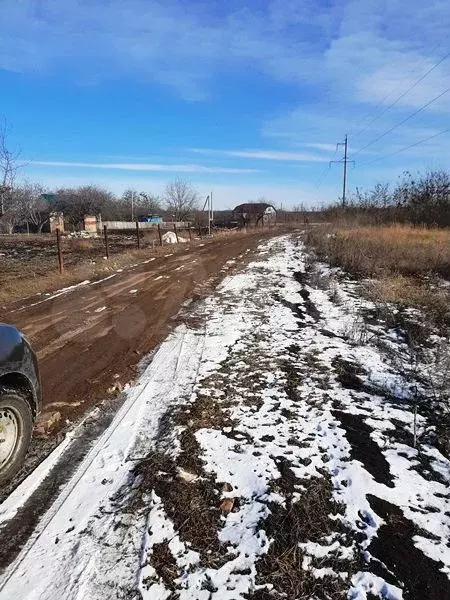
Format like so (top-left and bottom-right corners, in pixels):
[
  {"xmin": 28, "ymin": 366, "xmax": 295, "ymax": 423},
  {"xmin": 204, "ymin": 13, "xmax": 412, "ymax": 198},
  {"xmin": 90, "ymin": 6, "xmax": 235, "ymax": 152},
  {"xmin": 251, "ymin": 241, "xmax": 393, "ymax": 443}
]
[{"xmin": 0, "ymin": 324, "xmax": 42, "ymax": 485}]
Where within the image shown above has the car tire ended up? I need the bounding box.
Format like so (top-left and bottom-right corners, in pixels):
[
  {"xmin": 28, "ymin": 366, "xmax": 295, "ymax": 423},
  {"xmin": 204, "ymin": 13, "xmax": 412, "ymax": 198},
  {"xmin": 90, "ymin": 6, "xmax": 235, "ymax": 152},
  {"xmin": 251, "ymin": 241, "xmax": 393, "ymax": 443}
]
[{"xmin": 0, "ymin": 390, "xmax": 33, "ymax": 486}]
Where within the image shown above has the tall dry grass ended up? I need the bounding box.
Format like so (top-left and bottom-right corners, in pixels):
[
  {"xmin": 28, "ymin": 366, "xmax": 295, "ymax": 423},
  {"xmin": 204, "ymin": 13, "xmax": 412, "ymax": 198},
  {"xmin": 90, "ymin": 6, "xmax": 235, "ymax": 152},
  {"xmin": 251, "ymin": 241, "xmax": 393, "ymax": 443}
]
[
  {"xmin": 306, "ymin": 224, "xmax": 450, "ymax": 326},
  {"xmin": 307, "ymin": 224, "xmax": 450, "ymax": 279}
]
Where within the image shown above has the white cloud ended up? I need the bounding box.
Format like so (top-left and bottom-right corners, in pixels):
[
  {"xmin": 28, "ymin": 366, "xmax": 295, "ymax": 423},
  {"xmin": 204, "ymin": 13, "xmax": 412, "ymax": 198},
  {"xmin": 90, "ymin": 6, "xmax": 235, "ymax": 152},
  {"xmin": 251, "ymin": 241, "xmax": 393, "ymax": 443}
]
[
  {"xmin": 1, "ymin": 0, "xmax": 449, "ymax": 108},
  {"xmin": 303, "ymin": 143, "xmax": 338, "ymax": 152},
  {"xmin": 0, "ymin": 0, "xmax": 324, "ymax": 99},
  {"xmin": 3, "ymin": 0, "xmax": 450, "ymax": 194},
  {"xmin": 189, "ymin": 148, "xmax": 327, "ymax": 162},
  {"xmin": 29, "ymin": 160, "xmax": 260, "ymax": 174}
]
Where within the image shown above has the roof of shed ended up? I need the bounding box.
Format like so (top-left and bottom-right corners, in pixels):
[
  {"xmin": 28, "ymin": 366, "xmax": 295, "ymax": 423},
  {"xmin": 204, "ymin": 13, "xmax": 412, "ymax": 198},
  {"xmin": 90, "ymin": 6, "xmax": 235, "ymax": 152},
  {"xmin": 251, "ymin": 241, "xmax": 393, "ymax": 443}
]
[{"xmin": 233, "ymin": 202, "xmax": 275, "ymax": 214}]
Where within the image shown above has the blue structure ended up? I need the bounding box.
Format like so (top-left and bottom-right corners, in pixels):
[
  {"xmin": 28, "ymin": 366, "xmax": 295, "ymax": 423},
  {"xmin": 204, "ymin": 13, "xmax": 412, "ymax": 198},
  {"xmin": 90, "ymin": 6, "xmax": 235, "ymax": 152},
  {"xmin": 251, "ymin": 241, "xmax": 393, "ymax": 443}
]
[{"xmin": 138, "ymin": 215, "xmax": 163, "ymax": 223}]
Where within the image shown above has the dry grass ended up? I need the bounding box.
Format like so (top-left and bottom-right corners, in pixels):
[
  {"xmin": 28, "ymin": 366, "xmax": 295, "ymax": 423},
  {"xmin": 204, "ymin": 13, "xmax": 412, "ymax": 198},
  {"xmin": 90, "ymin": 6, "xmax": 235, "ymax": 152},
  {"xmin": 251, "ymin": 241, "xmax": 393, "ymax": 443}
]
[
  {"xmin": 249, "ymin": 475, "xmax": 354, "ymax": 600},
  {"xmin": 307, "ymin": 224, "xmax": 450, "ymax": 278},
  {"xmin": 366, "ymin": 275, "xmax": 450, "ymax": 326},
  {"xmin": 306, "ymin": 224, "xmax": 450, "ymax": 327},
  {"xmin": 0, "ymin": 248, "xmax": 154, "ymax": 305}
]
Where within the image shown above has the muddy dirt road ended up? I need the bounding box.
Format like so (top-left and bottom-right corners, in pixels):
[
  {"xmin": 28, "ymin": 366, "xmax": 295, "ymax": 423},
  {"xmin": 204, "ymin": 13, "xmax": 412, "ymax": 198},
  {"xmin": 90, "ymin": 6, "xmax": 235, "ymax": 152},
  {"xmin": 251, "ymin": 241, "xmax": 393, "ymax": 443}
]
[{"xmin": 0, "ymin": 231, "xmax": 279, "ymax": 488}]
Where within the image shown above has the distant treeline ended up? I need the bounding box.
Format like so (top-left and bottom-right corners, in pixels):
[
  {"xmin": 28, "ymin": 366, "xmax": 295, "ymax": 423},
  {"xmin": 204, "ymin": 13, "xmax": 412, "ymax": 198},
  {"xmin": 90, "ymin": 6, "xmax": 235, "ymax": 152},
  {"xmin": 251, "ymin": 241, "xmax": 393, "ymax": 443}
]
[
  {"xmin": 320, "ymin": 170, "xmax": 450, "ymax": 227},
  {"xmin": 1, "ymin": 169, "xmax": 449, "ymax": 234},
  {"xmin": 0, "ymin": 179, "xmax": 200, "ymax": 233}
]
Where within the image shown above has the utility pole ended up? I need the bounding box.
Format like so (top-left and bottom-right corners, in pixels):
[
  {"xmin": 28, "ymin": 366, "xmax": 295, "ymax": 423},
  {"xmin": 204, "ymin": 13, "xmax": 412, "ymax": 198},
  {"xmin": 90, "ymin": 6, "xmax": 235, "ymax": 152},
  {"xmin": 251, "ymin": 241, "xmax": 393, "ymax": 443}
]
[
  {"xmin": 210, "ymin": 190, "xmax": 213, "ymax": 235},
  {"xmin": 202, "ymin": 194, "xmax": 211, "ymax": 235},
  {"xmin": 330, "ymin": 134, "xmax": 354, "ymax": 207}
]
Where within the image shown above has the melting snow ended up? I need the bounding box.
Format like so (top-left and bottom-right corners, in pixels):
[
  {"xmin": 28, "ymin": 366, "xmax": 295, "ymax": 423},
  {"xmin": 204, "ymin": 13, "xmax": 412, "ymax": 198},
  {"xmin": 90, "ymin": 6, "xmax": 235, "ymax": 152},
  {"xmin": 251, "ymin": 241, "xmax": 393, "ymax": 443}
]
[{"xmin": 2, "ymin": 234, "xmax": 449, "ymax": 600}]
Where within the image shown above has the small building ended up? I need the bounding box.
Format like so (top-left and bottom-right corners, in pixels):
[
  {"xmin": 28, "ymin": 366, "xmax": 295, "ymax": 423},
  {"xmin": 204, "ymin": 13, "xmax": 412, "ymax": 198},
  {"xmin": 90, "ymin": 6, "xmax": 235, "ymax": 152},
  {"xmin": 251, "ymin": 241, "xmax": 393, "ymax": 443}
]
[
  {"xmin": 233, "ymin": 203, "xmax": 276, "ymax": 227},
  {"xmin": 138, "ymin": 215, "xmax": 163, "ymax": 223},
  {"xmin": 49, "ymin": 212, "xmax": 64, "ymax": 233},
  {"xmin": 84, "ymin": 215, "xmax": 97, "ymax": 233}
]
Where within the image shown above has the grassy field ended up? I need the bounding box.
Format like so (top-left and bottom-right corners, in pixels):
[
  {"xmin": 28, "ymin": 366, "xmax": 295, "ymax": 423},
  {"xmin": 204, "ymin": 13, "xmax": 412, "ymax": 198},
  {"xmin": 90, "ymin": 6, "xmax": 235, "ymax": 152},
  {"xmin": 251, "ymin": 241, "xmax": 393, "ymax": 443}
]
[{"xmin": 306, "ymin": 224, "xmax": 450, "ymax": 326}]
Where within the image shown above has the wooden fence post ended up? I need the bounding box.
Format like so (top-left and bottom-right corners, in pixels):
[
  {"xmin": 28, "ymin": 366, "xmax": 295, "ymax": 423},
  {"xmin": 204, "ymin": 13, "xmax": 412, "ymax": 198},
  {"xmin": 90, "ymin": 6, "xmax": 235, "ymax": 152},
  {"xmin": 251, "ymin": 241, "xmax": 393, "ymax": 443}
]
[
  {"xmin": 188, "ymin": 224, "xmax": 192, "ymax": 241},
  {"xmin": 103, "ymin": 224, "xmax": 109, "ymax": 259},
  {"xmin": 56, "ymin": 228, "xmax": 64, "ymax": 274},
  {"xmin": 135, "ymin": 221, "xmax": 140, "ymax": 249},
  {"xmin": 157, "ymin": 224, "xmax": 163, "ymax": 246},
  {"xmin": 173, "ymin": 222, "xmax": 179, "ymax": 243}
]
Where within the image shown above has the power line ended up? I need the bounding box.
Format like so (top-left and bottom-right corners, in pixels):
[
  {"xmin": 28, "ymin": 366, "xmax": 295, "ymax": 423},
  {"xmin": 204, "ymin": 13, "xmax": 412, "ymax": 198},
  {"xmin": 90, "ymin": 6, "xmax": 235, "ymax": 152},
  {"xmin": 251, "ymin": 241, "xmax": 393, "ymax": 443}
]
[
  {"xmin": 351, "ymin": 87, "xmax": 450, "ymax": 159},
  {"xmin": 315, "ymin": 143, "xmax": 338, "ymax": 188},
  {"xmin": 357, "ymin": 127, "xmax": 450, "ymax": 167},
  {"xmin": 315, "ymin": 163, "xmax": 331, "ymax": 188},
  {"xmin": 347, "ymin": 41, "xmax": 446, "ymax": 139},
  {"xmin": 350, "ymin": 49, "xmax": 450, "ymax": 141}
]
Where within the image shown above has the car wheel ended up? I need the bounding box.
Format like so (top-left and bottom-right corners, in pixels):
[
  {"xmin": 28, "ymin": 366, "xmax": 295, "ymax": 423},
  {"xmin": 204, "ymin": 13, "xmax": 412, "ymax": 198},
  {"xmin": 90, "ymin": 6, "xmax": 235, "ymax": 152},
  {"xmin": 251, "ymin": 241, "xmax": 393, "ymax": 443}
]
[{"xmin": 0, "ymin": 390, "xmax": 33, "ymax": 486}]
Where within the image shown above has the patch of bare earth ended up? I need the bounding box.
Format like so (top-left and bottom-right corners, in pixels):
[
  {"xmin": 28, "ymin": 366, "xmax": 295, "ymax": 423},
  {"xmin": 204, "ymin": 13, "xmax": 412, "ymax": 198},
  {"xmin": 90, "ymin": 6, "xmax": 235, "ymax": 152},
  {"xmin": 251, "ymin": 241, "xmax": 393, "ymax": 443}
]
[
  {"xmin": 131, "ymin": 390, "xmax": 237, "ymax": 593},
  {"xmin": 248, "ymin": 475, "xmax": 357, "ymax": 600}
]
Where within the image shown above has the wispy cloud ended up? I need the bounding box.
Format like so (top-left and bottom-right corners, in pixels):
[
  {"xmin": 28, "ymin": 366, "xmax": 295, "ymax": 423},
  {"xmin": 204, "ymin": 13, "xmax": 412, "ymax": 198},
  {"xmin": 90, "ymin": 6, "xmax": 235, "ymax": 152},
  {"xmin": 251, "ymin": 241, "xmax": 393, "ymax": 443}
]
[
  {"xmin": 29, "ymin": 161, "xmax": 260, "ymax": 174},
  {"xmin": 4, "ymin": 0, "xmax": 450, "ymax": 201},
  {"xmin": 2, "ymin": 0, "xmax": 448, "ymax": 105},
  {"xmin": 302, "ymin": 143, "xmax": 338, "ymax": 153},
  {"xmin": 190, "ymin": 148, "xmax": 327, "ymax": 162}
]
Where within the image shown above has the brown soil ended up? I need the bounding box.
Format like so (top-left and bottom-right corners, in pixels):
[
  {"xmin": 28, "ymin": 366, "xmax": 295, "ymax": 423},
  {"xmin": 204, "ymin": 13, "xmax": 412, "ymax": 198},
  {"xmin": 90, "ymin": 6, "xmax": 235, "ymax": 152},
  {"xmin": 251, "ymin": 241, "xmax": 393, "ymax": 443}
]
[
  {"xmin": 1, "ymin": 231, "xmax": 276, "ymax": 429},
  {"xmin": 333, "ymin": 410, "xmax": 394, "ymax": 488},
  {"xmin": 367, "ymin": 495, "xmax": 450, "ymax": 600},
  {"xmin": 250, "ymin": 474, "xmax": 353, "ymax": 600},
  {"xmin": 0, "ymin": 230, "xmax": 280, "ymax": 572}
]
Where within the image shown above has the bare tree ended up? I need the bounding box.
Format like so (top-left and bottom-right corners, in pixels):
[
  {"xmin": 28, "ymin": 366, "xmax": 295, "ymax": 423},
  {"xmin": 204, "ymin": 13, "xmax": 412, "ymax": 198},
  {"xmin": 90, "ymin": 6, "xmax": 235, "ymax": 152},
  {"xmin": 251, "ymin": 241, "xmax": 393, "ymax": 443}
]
[
  {"xmin": 0, "ymin": 120, "xmax": 23, "ymax": 230},
  {"xmin": 53, "ymin": 185, "xmax": 116, "ymax": 229},
  {"xmin": 121, "ymin": 189, "xmax": 162, "ymax": 220},
  {"xmin": 0, "ymin": 191, "xmax": 24, "ymax": 234},
  {"xmin": 164, "ymin": 178, "xmax": 198, "ymax": 221},
  {"xmin": 16, "ymin": 182, "xmax": 49, "ymax": 232}
]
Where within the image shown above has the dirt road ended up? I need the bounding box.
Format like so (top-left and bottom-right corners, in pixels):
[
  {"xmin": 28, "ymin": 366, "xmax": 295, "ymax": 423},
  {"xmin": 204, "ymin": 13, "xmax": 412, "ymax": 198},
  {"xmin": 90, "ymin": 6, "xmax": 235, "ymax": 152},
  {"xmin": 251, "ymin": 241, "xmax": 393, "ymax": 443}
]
[
  {"xmin": 0, "ymin": 231, "xmax": 280, "ymax": 495},
  {"xmin": 2, "ymin": 231, "xmax": 273, "ymax": 425}
]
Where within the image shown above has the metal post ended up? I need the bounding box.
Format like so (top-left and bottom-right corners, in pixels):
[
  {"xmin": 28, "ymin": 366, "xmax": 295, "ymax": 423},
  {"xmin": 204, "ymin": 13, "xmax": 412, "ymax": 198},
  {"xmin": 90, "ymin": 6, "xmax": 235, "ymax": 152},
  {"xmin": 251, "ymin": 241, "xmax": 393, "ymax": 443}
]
[
  {"xmin": 174, "ymin": 222, "xmax": 179, "ymax": 243},
  {"xmin": 103, "ymin": 224, "xmax": 109, "ymax": 259},
  {"xmin": 330, "ymin": 134, "xmax": 354, "ymax": 207},
  {"xmin": 135, "ymin": 220, "xmax": 140, "ymax": 249},
  {"xmin": 342, "ymin": 134, "xmax": 348, "ymax": 207},
  {"xmin": 131, "ymin": 191, "xmax": 135, "ymax": 222},
  {"xmin": 157, "ymin": 223, "xmax": 163, "ymax": 246},
  {"xmin": 208, "ymin": 193, "xmax": 211, "ymax": 236},
  {"xmin": 211, "ymin": 191, "xmax": 214, "ymax": 224},
  {"xmin": 56, "ymin": 228, "xmax": 64, "ymax": 273}
]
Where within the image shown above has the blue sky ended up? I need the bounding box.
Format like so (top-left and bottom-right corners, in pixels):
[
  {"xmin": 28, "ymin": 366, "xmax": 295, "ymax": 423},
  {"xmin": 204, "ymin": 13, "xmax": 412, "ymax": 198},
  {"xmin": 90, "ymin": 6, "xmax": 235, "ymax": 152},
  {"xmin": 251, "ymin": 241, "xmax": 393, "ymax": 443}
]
[{"xmin": 1, "ymin": 0, "xmax": 450, "ymax": 208}]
